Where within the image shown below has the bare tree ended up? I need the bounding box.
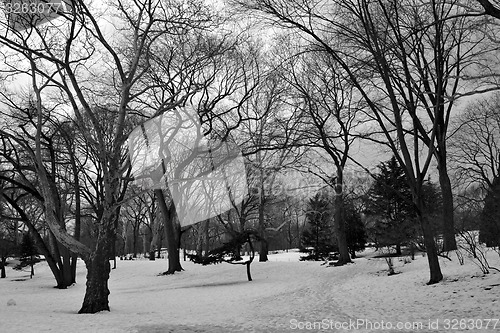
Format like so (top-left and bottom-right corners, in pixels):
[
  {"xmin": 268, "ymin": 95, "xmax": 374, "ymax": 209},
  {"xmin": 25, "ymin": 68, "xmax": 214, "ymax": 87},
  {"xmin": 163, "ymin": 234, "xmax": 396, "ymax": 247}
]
[
  {"xmin": 0, "ymin": 0, "xmax": 219, "ymax": 313},
  {"xmin": 450, "ymin": 93, "xmax": 500, "ymax": 192},
  {"xmin": 239, "ymin": 70, "xmax": 301, "ymax": 261},
  {"xmin": 269, "ymin": 43, "xmax": 364, "ymax": 265},
  {"xmin": 450, "ymin": 93, "xmax": 500, "ymax": 246},
  {"xmin": 0, "ymin": 101, "xmax": 85, "ymax": 288},
  {"xmin": 225, "ymin": 0, "xmax": 425, "ymax": 282}
]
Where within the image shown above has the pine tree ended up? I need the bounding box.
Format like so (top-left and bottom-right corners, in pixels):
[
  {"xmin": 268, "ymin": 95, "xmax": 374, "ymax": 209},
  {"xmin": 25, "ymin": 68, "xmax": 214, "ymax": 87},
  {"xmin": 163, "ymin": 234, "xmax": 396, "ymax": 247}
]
[
  {"xmin": 479, "ymin": 176, "xmax": 500, "ymax": 247},
  {"xmin": 300, "ymin": 193, "xmax": 336, "ymax": 261},
  {"xmin": 344, "ymin": 199, "xmax": 366, "ymax": 258},
  {"xmin": 365, "ymin": 156, "xmax": 418, "ymax": 254}
]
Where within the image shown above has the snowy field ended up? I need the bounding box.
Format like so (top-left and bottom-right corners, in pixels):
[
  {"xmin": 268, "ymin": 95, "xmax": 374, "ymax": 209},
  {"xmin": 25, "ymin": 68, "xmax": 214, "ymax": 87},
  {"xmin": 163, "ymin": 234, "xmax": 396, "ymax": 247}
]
[{"xmin": 1, "ymin": 249, "xmax": 499, "ymax": 333}]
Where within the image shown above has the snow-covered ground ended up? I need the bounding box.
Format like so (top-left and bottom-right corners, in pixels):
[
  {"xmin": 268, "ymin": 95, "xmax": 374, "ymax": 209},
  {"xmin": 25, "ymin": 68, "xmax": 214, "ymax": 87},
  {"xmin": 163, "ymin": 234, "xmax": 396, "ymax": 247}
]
[{"xmin": 1, "ymin": 249, "xmax": 499, "ymax": 332}]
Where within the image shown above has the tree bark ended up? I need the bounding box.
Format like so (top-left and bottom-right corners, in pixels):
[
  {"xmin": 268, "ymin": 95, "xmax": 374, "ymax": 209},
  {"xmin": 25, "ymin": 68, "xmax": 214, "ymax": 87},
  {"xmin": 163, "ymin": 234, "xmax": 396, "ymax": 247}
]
[
  {"xmin": 155, "ymin": 189, "xmax": 183, "ymax": 274},
  {"xmin": 415, "ymin": 194, "xmax": 443, "ymax": 284},
  {"xmin": 1, "ymin": 256, "xmax": 6, "ymax": 278},
  {"xmin": 78, "ymin": 216, "xmax": 115, "ymax": 313},
  {"xmin": 79, "ymin": 253, "xmax": 111, "ymax": 313},
  {"xmin": 78, "ymin": 184, "xmax": 119, "ymax": 314},
  {"xmin": 437, "ymin": 158, "xmax": 457, "ymax": 251},
  {"xmin": 420, "ymin": 214, "xmax": 443, "ymax": 284}
]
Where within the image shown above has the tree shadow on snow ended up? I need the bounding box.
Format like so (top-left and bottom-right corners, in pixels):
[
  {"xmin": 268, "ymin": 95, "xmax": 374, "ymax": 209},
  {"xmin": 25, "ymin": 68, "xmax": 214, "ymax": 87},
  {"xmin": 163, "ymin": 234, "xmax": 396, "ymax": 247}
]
[{"xmin": 176, "ymin": 280, "xmax": 249, "ymax": 289}]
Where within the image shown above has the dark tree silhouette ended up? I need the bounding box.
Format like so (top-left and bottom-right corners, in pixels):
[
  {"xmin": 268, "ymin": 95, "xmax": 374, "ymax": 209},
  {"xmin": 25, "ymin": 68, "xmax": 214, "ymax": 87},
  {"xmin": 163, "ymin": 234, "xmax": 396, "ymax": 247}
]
[
  {"xmin": 300, "ymin": 193, "xmax": 336, "ymax": 261},
  {"xmin": 344, "ymin": 199, "xmax": 366, "ymax": 259},
  {"xmin": 187, "ymin": 229, "xmax": 259, "ymax": 281},
  {"xmin": 15, "ymin": 233, "xmax": 40, "ymax": 279},
  {"xmin": 479, "ymin": 177, "xmax": 500, "ymax": 246},
  {"xmin": 365, "ymin": 157, "xmax": 417, "ymax": 255}
]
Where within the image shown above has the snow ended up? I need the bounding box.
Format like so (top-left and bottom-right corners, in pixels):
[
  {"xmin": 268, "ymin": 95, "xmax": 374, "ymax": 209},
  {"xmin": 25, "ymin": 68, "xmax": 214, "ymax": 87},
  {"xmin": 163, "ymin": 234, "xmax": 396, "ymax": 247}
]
[{"xmin": 1, "ymin": 249, "xmax": 499, "ymax": 332}]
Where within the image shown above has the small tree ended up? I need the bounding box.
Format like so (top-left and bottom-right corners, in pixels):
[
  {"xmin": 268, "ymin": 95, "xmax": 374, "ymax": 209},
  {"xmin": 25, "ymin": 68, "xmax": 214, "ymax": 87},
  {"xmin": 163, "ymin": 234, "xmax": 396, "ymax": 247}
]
[
  {"xmin": 15, "ymin": 233, "xmax": 39, "ymax": 278},
  {"xmin": 479, "ymin": 177, "xmax": 500, "ymax": 247},
  {"xmin": 344, "ymin": 199, "xmax": 366, "ymax": 259},
  {"xmin": 0, "ymin": 236, "xmax": 16, "ymax": 279},
  {"xmin": 300, "ymin": 193, "xmax": 336, "ymax": 261},
  {"xmin": 365, "ymin": 157, "xmax": 417, "ymax": 255},
  {"xmin": 187, "ymin": 229, "xmax": 259, "ymax": 281}
]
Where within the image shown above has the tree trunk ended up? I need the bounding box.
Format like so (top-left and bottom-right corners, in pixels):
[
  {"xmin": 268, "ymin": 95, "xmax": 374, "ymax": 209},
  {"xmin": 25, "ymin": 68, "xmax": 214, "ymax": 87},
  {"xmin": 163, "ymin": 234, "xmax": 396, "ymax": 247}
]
[
  {"xmin": 1, "ymin": 256, "xmax": 6, "ymax": 278},
  {"xmin": 112, "ymin": 242, "xmax": 117, "ymax": 268},
  {"xmin": 246, "ymin": 261, "xmax": 252, "ymax": 281},
  {"xmin": 196, "ymin": 227, "xmax": 203, "ymax": 257},
  {"xmin": 258, "ymin": 153, "xmax": 268, "ymax": 262},
  {"xmin": 4, "ymin": 196, "xmax": 68, "ymax": 288},
  {"xmin": 420, "ymin": 213, "xmax": 443, "ymax": 284},
  {"xmin": 78, "ymin": 245, "xmax": 111, "ymax": 313},
  {"xmin": 70, "ymin": 149, "xmax": 82, "ymax": 284},
  {"xmin": 132, "ymin": 225, "xmax": 138, "ymax": 258},
  {"xmin": 155, "ymin": 189, "xmax": 183, "ymax": 274},
  {"xmin": 148, "ymin": 224, "xmax": 155, "ymax": 261},
  {"xmin": 30, "ymin": 255, "xmax": 34, "ymax": 278},
  {"xmin": 333, "ymin": 170, "xmax": 352, "ymax": 266},
  {"xmin": 415, "ymin": 192, "xmax": 443, "ymax": 284},
  {"xmin": 234, "ymin": 242, "xmax": 243, "ymax": 260},
  {"xmin": 258, "ymin": 198, "xmax": 268, "ymax": 262},
  {"xmin": 395, "ymin": 243, "xmax": 402, "ymax": 256},
  {"xmin": 203, "ymin": 220, "xmax": 210, "ymax": 256},
  {"xmin": 437, "ymin": 159, "xmax": 457, "ymax": 251},
  {"xmin": 61, "ymin": 246, "xmax": 72, "ymax": 286},
  {"xmin": 258, "ymin": 237, "xmax": 268, "ymax": 262},
  {"xmin": 30, "ymin": 226, "xmax": 66, "ymax": 287}
]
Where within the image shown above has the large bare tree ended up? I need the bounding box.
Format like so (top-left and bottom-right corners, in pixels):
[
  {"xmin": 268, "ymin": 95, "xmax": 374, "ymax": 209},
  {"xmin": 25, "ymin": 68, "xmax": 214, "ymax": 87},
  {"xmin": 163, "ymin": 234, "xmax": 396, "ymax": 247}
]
[
  {"xmin": 275, "ymin": 47, "xmax": 364, "ymax": 265},
  {"xmin": 0, "ymin": 0, "xmax": 225, "ymax": 313}
]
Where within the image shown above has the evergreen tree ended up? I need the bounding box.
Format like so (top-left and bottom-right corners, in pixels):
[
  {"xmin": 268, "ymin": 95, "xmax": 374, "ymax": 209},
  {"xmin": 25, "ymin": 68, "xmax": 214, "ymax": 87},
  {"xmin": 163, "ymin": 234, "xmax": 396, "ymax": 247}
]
[
  {"xmin": 15, "ymin": 233, "xmax": 39, "ymax": 278},
  {"xmin": 366, "ymin": 156, "xmax": 443, "ymax": 254},
  {"xmin": 300, "ymin": 193, "xmax": 336, "ymax": 261},
  {"xmin": 479, "ymin": 176, "xmax": 500, "ymax": 247},
  {"xmin": 344, "ymin": 199, "xmax": 366, "ymax": 258},
  {"xmin": 365, "ymin": 156, "xmax": 418, "ymax": 254}
]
